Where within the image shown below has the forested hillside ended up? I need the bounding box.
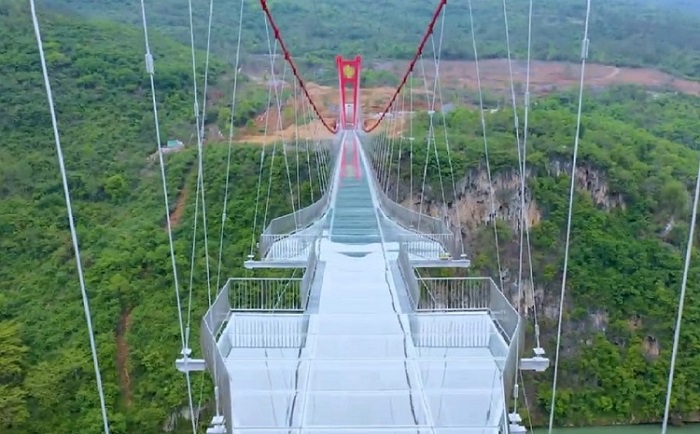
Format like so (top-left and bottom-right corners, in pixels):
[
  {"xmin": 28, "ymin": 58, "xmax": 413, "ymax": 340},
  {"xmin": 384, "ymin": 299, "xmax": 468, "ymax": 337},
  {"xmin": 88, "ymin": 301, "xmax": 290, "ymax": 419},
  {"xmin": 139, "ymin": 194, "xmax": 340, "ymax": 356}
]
[
  {"xmin": 42, "ymin": 0, "xmax": 700, "ymax": 79},
  {"xmin": 3, "ymin": 0, "xmax": 700, "ymax": 432},
  {"xmin": 399, "ymin": 87, "xmax": 700, "ymax": 423},
  {"xmin": 0, "ymin": 2, "xmax": 317, "ymax": 432}
]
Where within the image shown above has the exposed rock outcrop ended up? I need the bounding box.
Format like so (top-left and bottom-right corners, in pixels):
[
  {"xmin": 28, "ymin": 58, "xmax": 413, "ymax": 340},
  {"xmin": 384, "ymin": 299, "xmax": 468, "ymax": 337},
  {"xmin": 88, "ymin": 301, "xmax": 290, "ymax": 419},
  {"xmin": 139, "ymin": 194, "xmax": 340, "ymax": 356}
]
[
  {"xmin": 387, "ymin": 160, "xmax": 625, "ymax": 332},
  {"xmin": 393, "ymin": 160, "xmax": 623, "ymax": 232}
]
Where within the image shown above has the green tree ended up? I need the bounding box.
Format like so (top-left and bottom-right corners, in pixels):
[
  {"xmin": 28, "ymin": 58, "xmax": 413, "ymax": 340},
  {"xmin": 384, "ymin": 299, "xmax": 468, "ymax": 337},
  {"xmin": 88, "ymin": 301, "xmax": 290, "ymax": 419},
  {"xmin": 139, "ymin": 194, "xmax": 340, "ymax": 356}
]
[{"xmin": 0, "ymin": 321, "xmax": 29, "ymax": 430}]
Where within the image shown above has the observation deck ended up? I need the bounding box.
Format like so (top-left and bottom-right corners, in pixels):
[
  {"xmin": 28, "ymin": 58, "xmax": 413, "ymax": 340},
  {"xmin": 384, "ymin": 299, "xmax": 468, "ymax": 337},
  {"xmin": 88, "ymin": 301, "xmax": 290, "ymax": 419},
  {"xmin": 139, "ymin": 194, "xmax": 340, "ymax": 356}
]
[{"xmin": 183, "ymin": 131, "xmax": 549, "ymax": 433}]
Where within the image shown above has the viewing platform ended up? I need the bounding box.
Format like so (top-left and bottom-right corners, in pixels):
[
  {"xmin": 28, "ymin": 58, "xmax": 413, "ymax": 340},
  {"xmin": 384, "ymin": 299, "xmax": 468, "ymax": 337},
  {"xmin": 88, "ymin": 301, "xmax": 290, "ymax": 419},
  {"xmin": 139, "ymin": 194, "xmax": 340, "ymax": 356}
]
[{"xmin": 181, "ymin": 131, "xmax": 549, "ymax": 433}]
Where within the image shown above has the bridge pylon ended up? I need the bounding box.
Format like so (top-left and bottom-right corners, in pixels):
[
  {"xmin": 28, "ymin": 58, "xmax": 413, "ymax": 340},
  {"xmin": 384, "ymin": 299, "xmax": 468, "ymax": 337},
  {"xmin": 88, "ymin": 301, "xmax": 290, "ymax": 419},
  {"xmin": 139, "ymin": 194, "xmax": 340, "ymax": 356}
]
[{"xmin": 335, "ymin": 55, "xmax": 362, "ymax": 130}]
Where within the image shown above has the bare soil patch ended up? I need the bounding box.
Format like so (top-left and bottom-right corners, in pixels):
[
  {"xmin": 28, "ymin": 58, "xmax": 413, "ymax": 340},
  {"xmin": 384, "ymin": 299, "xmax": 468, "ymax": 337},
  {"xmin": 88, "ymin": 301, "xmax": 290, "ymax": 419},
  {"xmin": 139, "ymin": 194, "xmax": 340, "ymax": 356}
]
[
  {"xmin": 116, "ymin": 308, "xmax": 133, "ymax": 407},
  {"xmin": 380, "ymin": 59, "xmax": 700, "ymax": 96},
  {"xmin": 169, "ymin": 186, "xmax": 189, "ymax": 228},
  {"xmin": 232, "ymin": 59, "xmax": 700, "ymax": 143}
]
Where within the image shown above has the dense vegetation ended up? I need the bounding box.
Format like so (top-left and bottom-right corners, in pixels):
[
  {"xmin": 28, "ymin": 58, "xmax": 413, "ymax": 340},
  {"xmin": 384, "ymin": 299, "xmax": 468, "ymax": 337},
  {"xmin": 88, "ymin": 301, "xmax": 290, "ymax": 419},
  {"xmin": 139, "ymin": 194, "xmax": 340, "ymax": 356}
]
[
  {"xmin": 388, "ymin": 86, "xmax": 700, "ymax": 424},
  {"xmin": 42, "ymin": 0, "xmax": 700, "ymax": 80},
  {"xmin": 4, "ymin": 0, "xmax": 700, "ymax": 432},
  {"xmin": 0, "ymin": 2, "xmax": 324, "ymax": 433}
]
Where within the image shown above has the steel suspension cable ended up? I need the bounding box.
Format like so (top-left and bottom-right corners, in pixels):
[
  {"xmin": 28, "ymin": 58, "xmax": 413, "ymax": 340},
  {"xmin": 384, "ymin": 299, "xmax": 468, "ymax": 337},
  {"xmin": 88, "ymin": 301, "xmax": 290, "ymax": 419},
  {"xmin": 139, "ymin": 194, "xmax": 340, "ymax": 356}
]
[
  {"xmin": 383, "ymin": 104, "xmax": 401, "ymax": 192},
  {"xmin": 303, "ymin": 97, "xmax": 326, "ymax": 194},
  {"xmin": 186, "ymin": 0, "xmax": 214, "ymax": 309},
  {"xmin": 389, "ymin": 98, "xmax": 406, "ymax": 191},
  {"xmin": 261, "ymin": 24, "xmax": 290, "ymax": 230},
  {"xmin": 137, "ymin": 0, "xmax": 197, "ymax": 429},
  {"xmin": 417, "ymin": 57, "xmax": 433, "ymax": 228},
  {"xmin": 417, "ymin": 54, "xmax": 448, "ymax": 229},
  {"xmin": 431, "ymin": 12, "xmax": 466, "ymax": 258},
  {"xmin": 511, "ymin": 0, "xmax": 541, "ymax": 427},
  {"xmin": 429, "ymin": 9, "xmax": 465, "ymax": 257},
  {"xmin": 248, "ymin": 29, "xmax": 280, "ymax": 258},
  {"xmin": 261, "ymin": 13, "xmax": 298, "ymax": 224},
  {"xmin": 395, "ymin": 87, "xmax": 408, "ymax": 202},
  {"xmin": 258, "ymin": 0, "xmax": 336, "ymax": 134},
  {"xmin": 265, "ymin": 39, "xmax": 299, "ymax": 229},
  {"xmin": 381, "ymin": 115, "xmax": 393, "ymax": 191},
  {"xmin": 304, "ymin": 99, "xmax": 325, "ymax": 195},
  {"xmin": 409, "ymin": 76, "xmax": 414, "ymax": 205},
  {"xmin": 363, "ymin": 0, "xmax": 448, "ymax": 133},
  {"xmin": 501, "ymin": 0, "xmax": 526, "ymax": 318},
  {"xmin": 548, "ymin": 0, "xmax": 592, "ymax": 430},
  {"xmin": 140, "ymin": 0, "xmax": 200, "ymax": 428},
  {"xmin": 293, "ymin": 78, "xmax": 302, "ymax": 210},
  {"xmin": 467, "ymin": 0, "xmax": 505, "ymax": 292},
  {"xmin": 199, "ymin": 0, "xmax": 215, "ymax": 142},
  {"xmin": 181, "ymin": 2, "xmax": 219, "ymax": 408},
  {"xmin": 519, "ymin": 0, "xmax": 542, "ymax": 352},
  {"xmin": 387, "ymin": 87, "xmax": 408, "ymax": 197},
  {"xmin": 198, "ymin": 0, "xmax": 246, "ymax": 428},
  {"xmin": 181, "ymin": 3, "xmax": 217, "ymax": 405},
  {"xmin": 661, "ymin": 104, "xmax": 700, "ymax": 434},
  {"xmin": 215, "ymin": 0, "xmax": 246, "ymax": 292},
  {"xmin": 30, "ymin": 1, "xmax": 110, "ymax": 431},
  {"xmin": 298, "ymin": 93, "xmax": 315, "ymax": 203}
]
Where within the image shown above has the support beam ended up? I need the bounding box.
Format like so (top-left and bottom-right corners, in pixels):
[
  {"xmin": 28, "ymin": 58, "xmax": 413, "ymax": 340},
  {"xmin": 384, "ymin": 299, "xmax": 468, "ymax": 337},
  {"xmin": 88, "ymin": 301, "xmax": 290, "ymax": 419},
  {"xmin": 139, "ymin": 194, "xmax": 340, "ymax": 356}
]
[
  {"xmin": 244, "ymin": 259, "xmax": 307, "ymax": 269},
  {"xmin": 520, "ymin": 347, "xmax": 550, "ymax": 372},
  {"xmin": 409, "ymin": 258, "xmax": 471, "ymax": 268},
  {"xmin": 175, "ymin": 348, "xmax": 206, "ymax": 373}
]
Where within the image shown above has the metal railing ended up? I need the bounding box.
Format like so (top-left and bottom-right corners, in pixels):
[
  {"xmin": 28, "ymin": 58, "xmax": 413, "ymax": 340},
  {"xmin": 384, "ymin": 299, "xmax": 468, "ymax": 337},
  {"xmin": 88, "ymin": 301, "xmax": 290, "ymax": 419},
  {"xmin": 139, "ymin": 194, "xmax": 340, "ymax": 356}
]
[
  {"xmin": 227, "ymin": 313, "xmax": 310, "ymax": 348},
  {"xmin": 258, "ymin": 195, "xmax": 328, "ymax": 259},
  {"xmin": 411, "ymin": 275, "xmax": 520, "ymax": 340},
  {"xmin": 503, "ymin": 316, "xmax": 524, "ymax": 414},
  {"xmin": 258, "ymin": 138, "xmax": 340, "ymax": 260},
  {"xmin": 299, "ymin": 245, "xmax": 319, "ymax": 309},
  {"xmin": 200, "ymin": 280, "xmax": 234, "ymax": 434},
  {"xmin": 227, "ymin": 277, "xmax": 303, "ymax": 311},
  {"xmin": 409, "ymin": 314, "xmax": 497, "ymax": 348},
  {"xmin": 232, "ymin": 245, "xmax": 318, "ymax": 311},
  {"xmin": 415, "ymin": 277, "xmax": 491, "ymax": 311},
  {"xmin": 259, "ymin": 233, "xmax": 318, "ymax": 261},
  {"xmin": 396, "ymin": 243, "xmax": 523, "ymax": 413},
  {"xmin": 397, "ymin": 232, "xmax": 456, "ymax": 259},
  {"xmin": 198, "ymin": 247, "xmax": 318, "ymax": 432},
  {"xmin": 359, "ymin": 138, "xmax": 459, "ymax": 259},
  {"xmin": 398, "ymin": 245, "xmax": 421, "ymax": 309}
]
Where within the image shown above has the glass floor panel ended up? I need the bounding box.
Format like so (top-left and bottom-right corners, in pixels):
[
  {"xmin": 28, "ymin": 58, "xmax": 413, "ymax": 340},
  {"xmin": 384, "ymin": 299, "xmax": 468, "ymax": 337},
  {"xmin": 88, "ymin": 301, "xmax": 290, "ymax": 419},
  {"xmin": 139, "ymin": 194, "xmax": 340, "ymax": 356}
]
[
  {"xmin": 230, "ymin": 429, "xmax": 499, "ymax": 433},
  {"xmin": 303, "ymin": 391, "xmax": 430, "ymax": 426},
  {"xmin": 309, "ymin": 361, "xmax": 415, "ymax": 391},
  {"xmin": 228, "ymin": 390, "xmax": 505, "ymax": 430}
]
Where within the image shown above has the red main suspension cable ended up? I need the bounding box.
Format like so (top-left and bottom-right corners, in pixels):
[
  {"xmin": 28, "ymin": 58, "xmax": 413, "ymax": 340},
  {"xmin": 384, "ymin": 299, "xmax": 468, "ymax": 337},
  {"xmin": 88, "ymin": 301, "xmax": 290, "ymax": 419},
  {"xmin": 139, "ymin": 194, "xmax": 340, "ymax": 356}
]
[
  {"xmin": 259, "ymin": 0, "xmax": 338, "ymax": 134},
  {"xmin": 363, "ymin": 0, "xmax": 447, "ymax": 133}
]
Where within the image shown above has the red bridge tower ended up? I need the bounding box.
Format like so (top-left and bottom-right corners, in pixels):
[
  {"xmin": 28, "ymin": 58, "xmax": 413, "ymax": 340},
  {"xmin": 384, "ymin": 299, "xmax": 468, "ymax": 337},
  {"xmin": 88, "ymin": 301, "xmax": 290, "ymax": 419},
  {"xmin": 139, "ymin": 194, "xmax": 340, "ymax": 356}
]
[{"xmin": 335, "ymin": 55, "xmax": 362, "ymax": 130}]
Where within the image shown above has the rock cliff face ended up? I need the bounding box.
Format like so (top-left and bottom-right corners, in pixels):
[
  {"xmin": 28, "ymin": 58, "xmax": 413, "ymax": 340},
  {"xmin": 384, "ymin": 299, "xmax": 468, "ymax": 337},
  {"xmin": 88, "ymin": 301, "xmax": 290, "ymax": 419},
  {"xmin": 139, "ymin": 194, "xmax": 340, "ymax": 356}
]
[
  {"xmin": 395, "ymin": 161, "xmax": 623, "ymax": 233},
  {"xmin": 167, "ymin": 161, "xmax": 697, "ymax": 427},
  {"xmin": 387, "ymin": 161, "xmax": 700, "ymax": 424},
  {"xmin": 388, "ymin": 160, "xmax": 626, "ymax": 346}
]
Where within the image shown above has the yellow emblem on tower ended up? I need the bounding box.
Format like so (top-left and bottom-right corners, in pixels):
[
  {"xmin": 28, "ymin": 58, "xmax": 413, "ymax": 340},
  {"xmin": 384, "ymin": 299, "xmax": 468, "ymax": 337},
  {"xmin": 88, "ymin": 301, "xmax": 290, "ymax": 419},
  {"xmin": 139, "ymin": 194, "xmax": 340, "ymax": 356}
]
[{"xmin": 343, "ymin": 64, "xmax": 355, "ymax": 80}]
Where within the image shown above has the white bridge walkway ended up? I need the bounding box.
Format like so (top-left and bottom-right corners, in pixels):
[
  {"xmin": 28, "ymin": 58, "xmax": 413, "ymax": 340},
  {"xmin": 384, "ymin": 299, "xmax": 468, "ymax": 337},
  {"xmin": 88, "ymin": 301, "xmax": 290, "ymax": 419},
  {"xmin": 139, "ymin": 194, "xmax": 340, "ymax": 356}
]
[{"xmin": 182, "ymin": 131, "xmax": 549, "ymax": 433}]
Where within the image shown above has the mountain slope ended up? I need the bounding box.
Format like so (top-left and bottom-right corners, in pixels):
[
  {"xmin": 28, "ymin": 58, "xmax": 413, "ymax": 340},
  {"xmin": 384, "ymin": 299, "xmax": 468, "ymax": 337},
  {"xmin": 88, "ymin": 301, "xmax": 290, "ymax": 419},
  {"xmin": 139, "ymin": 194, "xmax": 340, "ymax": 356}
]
[
  {"xmin": 41, "ymin": 0, "xmax": 700, "ymax": 80},
  {"xmin": 4, "ymin": 0, "xmax": 700, "ymax": 432},
  {"xmin": 393, "ymin": 86, "xmax": 700, "ymax": 424},
  {"xmin": 0, "ymin": 3, "xmax": 316, "ymax": 433}
]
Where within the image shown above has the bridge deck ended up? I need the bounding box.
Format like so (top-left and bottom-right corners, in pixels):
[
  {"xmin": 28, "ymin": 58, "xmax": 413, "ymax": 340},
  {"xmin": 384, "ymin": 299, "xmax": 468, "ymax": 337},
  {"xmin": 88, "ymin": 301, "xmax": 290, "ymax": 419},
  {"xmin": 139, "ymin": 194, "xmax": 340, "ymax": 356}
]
[
  {"xmin": 222, "ymin": 249, "xmax": 504, "ymax": 431},
  {"xmin": 255, "ymin": 133, "xmax": 463, "ymax": 266},
  {"xmin": 213, "ymin": 133, "xmax": 509, "ymax": 432}
]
